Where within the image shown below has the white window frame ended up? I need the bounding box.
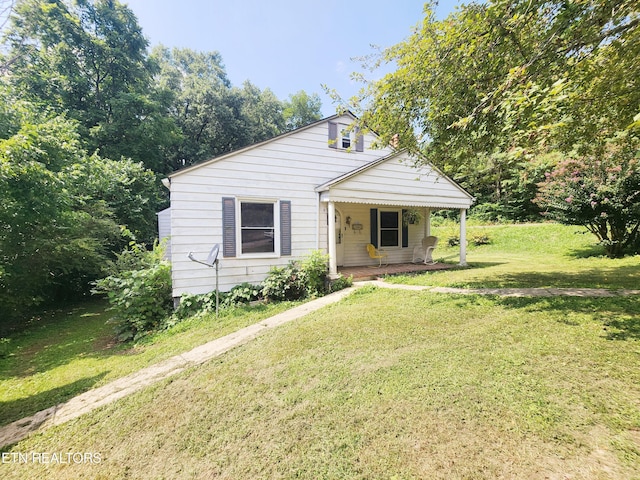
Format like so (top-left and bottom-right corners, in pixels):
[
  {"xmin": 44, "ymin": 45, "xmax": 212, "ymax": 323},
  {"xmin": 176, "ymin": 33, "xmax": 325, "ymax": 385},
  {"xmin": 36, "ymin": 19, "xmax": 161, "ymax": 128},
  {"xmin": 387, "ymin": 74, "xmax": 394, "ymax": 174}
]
[
  {"xmin": 379, "ymin": 209, "xmax": 402, "ymax": 249},
  {"xmin": 236, "ymin": 198, "xmax": 280, "ymax": 258},
  {"xmin": 340, "ymin": 124, "xmax": 353, "ymax": 150}
]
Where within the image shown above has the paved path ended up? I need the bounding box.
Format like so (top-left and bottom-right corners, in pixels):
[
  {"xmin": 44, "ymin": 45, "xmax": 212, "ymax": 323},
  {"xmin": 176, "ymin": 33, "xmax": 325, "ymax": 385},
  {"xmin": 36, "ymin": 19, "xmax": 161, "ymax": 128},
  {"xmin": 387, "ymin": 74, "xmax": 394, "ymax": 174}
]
[
  {"xmin": 360, "ymin": 280, "xmax": 640, "ymax": 297},
  {"xmin": 2, "ymin": 280, "xmax": 638, "ymax": 449}
]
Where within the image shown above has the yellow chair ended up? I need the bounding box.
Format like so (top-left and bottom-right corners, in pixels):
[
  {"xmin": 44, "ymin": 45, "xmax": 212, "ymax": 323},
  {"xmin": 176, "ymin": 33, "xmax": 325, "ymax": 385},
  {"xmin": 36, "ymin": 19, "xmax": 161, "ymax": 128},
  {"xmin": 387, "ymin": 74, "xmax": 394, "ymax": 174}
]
[{"xmin": 366, "ymin": 243, "xmax": 388, "ymax": 267}]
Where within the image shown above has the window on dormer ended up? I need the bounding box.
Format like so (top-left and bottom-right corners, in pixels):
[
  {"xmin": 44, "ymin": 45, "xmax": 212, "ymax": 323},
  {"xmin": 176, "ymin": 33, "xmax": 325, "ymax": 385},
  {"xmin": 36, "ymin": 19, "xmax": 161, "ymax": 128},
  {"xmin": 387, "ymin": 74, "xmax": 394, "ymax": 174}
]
[
  {"xmin": 341, "ymin": 126, "xmax": 352, "ymax": 149},
  {"xmin": 328, "ymin": 121, "xmax": 364, "ymax": 152}
]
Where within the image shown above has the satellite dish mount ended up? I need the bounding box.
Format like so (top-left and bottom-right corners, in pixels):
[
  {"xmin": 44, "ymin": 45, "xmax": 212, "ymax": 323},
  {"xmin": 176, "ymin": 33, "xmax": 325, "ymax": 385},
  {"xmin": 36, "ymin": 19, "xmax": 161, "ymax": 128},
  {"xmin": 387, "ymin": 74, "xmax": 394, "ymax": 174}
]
[{"xmin": 187, "ymin": 244, "xmax": 220, "ymax": 316}]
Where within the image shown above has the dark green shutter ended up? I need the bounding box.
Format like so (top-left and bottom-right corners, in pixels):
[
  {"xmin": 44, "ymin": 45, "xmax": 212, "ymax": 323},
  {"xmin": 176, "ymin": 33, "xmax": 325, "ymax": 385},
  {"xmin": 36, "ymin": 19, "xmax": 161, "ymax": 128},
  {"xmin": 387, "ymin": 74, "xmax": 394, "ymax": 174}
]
[
  {"xmin": 402, "ymin": 209, "xmax": 409, "ymax": 248},
  {"xmin": 280, "ymin": 200, "xmax": 291, "ymax": 256},
  {"xmin": 222, "ymin": 197, "xmax": 236, "ymax": 257},
  {"xmin": 370, "ymin": 208, "xmax": 378, "ymax": 247}
]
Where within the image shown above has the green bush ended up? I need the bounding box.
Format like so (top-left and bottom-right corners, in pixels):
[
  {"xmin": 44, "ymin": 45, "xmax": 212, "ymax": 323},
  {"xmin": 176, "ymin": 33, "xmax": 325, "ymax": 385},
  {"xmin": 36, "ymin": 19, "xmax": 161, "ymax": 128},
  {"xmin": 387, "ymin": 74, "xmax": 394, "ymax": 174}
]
[
  {"xmin": 329, "ymin": 274, "xmax": 353, "ymax": 292},
  {"xmin": 299, "ymin": 250, "xmax": 330, "ymax": 297},
  {"xmin": 261, "ymin": 262, "xmax": 306, "ymax": 302},
  {"xmin": 92, "ymin": 242, "xmax": 172, "ymax": 342},
  {"xmin": 223, "ymin": 282, "xmax": 262, "ymax": 306},
  {"xmin": 262, "ymin": 250, "xmax": 333, "ymax": 302},
  {"xmin": 173, "ymin": 291, "xmax": 220, "ymax": 320},
  {"xmin": 471, "ymin": 234, "xmax": 491, "ymax": 246},
  {"xmin": 447, "ymin": 235, "xmax": 460, "ymax": 247}
]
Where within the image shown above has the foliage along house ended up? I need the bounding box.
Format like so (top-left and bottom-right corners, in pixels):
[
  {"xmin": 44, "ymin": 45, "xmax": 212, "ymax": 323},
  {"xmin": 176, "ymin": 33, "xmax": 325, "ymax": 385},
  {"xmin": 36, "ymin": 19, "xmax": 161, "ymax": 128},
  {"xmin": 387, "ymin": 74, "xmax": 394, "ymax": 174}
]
[{"xmin": 160, "ymin": 112, "xmax": 474, "ymax": 300}]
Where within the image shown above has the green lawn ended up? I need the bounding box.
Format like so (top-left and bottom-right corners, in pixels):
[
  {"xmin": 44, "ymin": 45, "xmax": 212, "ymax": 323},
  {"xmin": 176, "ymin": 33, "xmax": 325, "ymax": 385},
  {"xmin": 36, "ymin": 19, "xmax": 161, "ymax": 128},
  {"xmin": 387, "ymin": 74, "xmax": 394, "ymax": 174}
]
[
  {"xmin": 2, "ymin": 287, "xmax": 639, "ymax": 479},
  {"xmin": 1, "ymin": 222, "xmax": 639, "ymax": 479},
  {"xmin": 0, "ymin": 299, "xmax": 298, "ymax": 426},
  {"xmin": 388, "ymin": 222, "xmax": 640, "ymax": 290}
]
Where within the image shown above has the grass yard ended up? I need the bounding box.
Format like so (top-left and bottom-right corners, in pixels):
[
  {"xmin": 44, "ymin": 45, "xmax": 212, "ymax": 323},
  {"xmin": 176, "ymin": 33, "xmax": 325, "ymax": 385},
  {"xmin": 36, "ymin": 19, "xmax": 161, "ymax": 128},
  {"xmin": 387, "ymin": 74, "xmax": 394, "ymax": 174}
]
[
  {"xmin": 389, "ymin": 222, "xmax": 640, "ymax": 290},
  {"xmin": 1, "ymin": 222, "xmax": 639, "ymax": 479},
  {"xmin": 0, "ymin": 299, "xmax": 298, "ymax": 426},
  {"xmin": 2, "ymin": 287, "xmax": 639, "ymax": 479}
]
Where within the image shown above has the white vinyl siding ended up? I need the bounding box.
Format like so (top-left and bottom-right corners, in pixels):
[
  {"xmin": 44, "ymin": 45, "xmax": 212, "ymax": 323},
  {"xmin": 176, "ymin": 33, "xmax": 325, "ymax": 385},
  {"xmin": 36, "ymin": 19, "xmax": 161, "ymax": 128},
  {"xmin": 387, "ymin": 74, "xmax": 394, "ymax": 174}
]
[{"xmin": 169, "ymin": 114, "xmax": 390, "ymax": 295}]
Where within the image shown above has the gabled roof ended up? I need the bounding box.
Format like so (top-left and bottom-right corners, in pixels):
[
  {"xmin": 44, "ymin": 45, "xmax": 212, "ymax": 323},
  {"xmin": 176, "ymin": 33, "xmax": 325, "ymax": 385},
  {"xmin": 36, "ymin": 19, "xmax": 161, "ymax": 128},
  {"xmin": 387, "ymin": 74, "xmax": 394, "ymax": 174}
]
[
  {"xmin": 316, "ymin": 149, "xmax": 475, "ymax": 204},
  {"xmin": 315, "ymin": 151, "xmax": 399, "ymax": 192},
  {"xmin": 167, "ymin": 111, "xmax": 359, "ymax": 179},
  {"xmin": 315, "ymin": 150, "xmax": 475, "ymax": 208}
]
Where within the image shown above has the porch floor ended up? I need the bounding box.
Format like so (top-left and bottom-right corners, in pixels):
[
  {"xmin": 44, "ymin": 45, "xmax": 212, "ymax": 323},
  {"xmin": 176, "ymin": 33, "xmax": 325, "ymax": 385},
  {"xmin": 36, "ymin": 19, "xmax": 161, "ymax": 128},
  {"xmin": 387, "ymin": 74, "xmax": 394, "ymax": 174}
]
[{"xmin": 338, "ymin": 262, "xmax": 457, "ymax": 280}]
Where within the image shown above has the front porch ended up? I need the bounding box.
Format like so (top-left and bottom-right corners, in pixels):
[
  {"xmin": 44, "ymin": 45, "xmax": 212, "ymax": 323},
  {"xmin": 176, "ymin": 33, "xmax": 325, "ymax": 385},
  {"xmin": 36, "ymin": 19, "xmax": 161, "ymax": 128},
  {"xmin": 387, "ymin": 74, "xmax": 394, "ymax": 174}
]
[{"xmin": 339, "ymin": 262, "xmax": 457, "ymax": 280}]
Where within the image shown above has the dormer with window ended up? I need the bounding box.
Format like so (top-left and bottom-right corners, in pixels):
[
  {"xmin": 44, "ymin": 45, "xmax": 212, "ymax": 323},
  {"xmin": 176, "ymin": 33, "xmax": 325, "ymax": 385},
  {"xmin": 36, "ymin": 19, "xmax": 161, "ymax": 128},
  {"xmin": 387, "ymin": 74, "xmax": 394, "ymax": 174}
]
[{"xmin": 328, "ymin": 121, "xmax": 364, "ymax": 152}]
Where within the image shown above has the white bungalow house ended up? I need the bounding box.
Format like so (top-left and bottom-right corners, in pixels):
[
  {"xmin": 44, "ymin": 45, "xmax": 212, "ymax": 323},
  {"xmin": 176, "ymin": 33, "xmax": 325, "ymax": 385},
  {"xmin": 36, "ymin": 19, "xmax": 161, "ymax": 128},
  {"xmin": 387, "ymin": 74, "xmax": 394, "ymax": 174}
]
[{"xmin": 161, "ymin": 112, "xmax": 474, "ymax": 300}]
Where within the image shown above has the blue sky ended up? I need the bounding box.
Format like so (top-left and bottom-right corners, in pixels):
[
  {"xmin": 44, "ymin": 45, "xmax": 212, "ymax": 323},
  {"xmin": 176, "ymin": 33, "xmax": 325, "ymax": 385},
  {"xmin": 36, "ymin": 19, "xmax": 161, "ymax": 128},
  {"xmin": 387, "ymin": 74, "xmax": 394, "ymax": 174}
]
[{"xmin": 123, "ymin": 0, "xmax": 462, "ymax": 116}]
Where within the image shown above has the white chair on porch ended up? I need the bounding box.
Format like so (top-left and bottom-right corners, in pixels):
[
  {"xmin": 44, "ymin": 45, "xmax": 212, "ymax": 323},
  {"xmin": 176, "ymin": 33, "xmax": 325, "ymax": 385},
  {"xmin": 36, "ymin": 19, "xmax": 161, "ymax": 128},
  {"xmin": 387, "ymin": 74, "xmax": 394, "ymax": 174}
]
[{"xmin": 412, "ymin": 236, "xmax": 438, "ymax": 265}]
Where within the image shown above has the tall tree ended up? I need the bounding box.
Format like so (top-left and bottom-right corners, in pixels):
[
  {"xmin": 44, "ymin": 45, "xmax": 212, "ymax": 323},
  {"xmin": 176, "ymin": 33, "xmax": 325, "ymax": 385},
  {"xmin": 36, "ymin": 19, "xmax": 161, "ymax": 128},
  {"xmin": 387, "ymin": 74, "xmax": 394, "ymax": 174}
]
[
  {"xmin": 236, "ymin": 80, "xmax": 285, "ymax": 144},
  {"xmin": 283, "ymin": 90, "xmax": 322, "ymax": 131},
  {"xmin": 350, "ymin": 0, "xmax": 639, "ymax": 222},
  {"xmin": 4, "ymin": 0, "xmax": 178, "ymax": 172},
  {"xmin": 152, "ymin": 46, "xmax": 242, "ymax": 169},
  {"xmin": 0, "ymin": 102, "xmax": 162, "ymax": 323}
]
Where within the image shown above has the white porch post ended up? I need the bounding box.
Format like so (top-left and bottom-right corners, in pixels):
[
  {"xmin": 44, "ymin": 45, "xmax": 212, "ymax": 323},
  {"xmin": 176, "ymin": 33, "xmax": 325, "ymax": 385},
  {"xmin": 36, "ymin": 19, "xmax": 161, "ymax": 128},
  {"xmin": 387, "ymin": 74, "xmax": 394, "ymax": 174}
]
[
  {"xmin": 425, "ymin": 208, "xmax": 431, "ymax": 237},
  {"xmin": 327, "ymin": 201, "xmax": 338, "ymax": 278},
  {"xmin": 459, "ymin": 208, "xmax": 467, "ymax": 266}
]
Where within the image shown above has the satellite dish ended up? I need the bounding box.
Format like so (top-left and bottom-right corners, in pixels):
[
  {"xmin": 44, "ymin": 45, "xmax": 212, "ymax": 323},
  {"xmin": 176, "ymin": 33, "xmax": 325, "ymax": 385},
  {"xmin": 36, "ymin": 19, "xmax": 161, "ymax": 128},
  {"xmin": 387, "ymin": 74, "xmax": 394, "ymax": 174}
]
[
  {"xmin": 188, "ymin": 244, "xmax": 219, "ymax": 267},
  {"xmin": 205, "ymin": 244, "xmax": 220, "ymax": 266}
]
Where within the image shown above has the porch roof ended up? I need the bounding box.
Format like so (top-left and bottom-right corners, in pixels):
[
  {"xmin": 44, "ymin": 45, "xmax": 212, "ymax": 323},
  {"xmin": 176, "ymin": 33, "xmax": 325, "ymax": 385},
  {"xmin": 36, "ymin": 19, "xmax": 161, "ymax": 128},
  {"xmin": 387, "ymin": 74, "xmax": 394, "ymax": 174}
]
[{"xmin": 315, "ymin": 151, "xmax": 474, "ymax": 209}]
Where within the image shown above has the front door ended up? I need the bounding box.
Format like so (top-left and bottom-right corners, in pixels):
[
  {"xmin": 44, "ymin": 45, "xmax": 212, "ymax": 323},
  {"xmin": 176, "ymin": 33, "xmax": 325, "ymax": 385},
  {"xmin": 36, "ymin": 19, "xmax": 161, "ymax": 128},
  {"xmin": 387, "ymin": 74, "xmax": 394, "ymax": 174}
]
[{"xmin": 335, "ymin": 210, "xmax": 344, "ymax": 267}]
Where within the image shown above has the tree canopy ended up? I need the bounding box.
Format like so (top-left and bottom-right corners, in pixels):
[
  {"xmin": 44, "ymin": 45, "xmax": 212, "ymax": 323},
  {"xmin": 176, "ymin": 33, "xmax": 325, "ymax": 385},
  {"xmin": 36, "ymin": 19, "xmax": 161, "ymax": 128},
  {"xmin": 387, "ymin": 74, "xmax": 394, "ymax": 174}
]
[
  {"xmin": 0, "ymin": 0, "xmax": 325, "ymax": 323},
  {"xmin": 350, "ymin": 0, "xmax": 639, "ymax": 249}
]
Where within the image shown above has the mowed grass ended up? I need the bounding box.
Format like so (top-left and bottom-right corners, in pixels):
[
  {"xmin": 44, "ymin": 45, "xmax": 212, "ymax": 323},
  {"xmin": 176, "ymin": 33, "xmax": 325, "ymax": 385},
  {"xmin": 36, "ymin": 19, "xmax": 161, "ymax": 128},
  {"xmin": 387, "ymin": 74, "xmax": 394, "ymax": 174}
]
[
  {"xmin": 2, "ymin": 287, "xmax": 639, "ymax": 479},
  {"xmin": 0, "ymin": 299, "xmax": 297, "ymax": 426},
  {"xmin": 388, "ymin": 222, "xmax": 640, "ymax": 289}
]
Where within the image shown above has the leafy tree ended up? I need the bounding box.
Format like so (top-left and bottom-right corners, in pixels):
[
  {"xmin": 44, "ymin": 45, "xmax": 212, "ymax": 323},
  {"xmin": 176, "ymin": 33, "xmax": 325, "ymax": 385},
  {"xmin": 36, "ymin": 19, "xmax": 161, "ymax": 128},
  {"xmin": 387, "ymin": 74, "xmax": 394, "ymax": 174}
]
[
  {"xmin": 152, "ymin": 46, "xmax": 244, "ymax": 169},
  {"xmin": 283, "ymin": 90, "xmax": 322, "ymax": 131},
  {"xmin": 0, "ymin": 106, "xmax": 162, "ymax": 324},
  {"xmin": 349, "ymin": 0, "xmax": 640, "ymax": 222},
  {"xmin": 236, "ymin": 80, "xmax": 285, "ymax": 144},
  {"xmin": 536, "ymin": 134, "xmax": 640, "ymax": 257},
  {"xmin": 3, "ymin": 0, "xmax": 178, "ymax": 172},
  {"xmin": 153, "ymin": 47, "xmax": 299, "ymax": 169}
]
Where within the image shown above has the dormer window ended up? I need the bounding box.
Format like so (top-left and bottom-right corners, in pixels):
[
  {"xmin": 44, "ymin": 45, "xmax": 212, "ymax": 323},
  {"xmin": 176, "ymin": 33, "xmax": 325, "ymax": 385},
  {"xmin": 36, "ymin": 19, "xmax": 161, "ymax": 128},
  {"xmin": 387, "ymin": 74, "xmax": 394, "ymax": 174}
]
[
  {"xmin": 341, "ymin": 127, "xmax": 352, "ymax": 149},
  {"xmin": 328, "ymin": 120, "xmax": 364, "ymax": 152}
]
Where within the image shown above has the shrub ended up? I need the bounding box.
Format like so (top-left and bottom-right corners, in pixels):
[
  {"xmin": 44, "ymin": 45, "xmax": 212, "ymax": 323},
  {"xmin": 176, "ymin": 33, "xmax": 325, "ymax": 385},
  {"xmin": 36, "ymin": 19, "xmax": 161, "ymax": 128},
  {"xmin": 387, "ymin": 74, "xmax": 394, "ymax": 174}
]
[
  {"xmin": 92, "ymin": 242, "xmax": 172, "ymax": 342},
  {"xmin": 261, "ymin": 262, "xmax": 305, "ymax": 302},
  {"xmin": 262, "ymin": 250, "xmax": 333, "ymax": 302},
  {"xmin": 329, "ymin": 274, "xmax": 353, "ymax": 292},
  {"xmin": 299, "ymin": 250, "xmax": 330, "ymax": 297},
  {"xmin": 223, "ymin": 282, "xmax": 262, "ymax": 307},
  {"xmin": 471, "ymin": 234, "xmax": 491, "ymax": 246},
  {"xmin": 535, "ymin": 134, "xmax": 640, "ymax": 257},
  {"xmin": 173, "ymin": 290, "xmax": 220, "ymax": 320}
]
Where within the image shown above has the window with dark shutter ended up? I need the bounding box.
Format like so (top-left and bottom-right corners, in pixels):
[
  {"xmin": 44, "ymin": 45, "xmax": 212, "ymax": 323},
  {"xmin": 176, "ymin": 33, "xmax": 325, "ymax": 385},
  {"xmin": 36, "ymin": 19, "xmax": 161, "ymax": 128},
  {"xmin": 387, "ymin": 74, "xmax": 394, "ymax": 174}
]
[{"xmin": 240, "ymin": 202, "xmax": 275, "ymax": 254}]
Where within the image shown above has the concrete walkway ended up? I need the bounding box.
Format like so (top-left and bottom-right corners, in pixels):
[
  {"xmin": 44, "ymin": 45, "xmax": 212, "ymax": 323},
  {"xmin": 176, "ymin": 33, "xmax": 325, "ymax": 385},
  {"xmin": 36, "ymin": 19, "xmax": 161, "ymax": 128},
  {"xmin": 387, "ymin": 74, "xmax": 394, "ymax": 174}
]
[
  {"xmin": 2, "ymin": 280, "xmax": 639, "ymax": 448},
  {"xmin": 361, "ymin": 279, "xmax": 640, "ymax": 297}
]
